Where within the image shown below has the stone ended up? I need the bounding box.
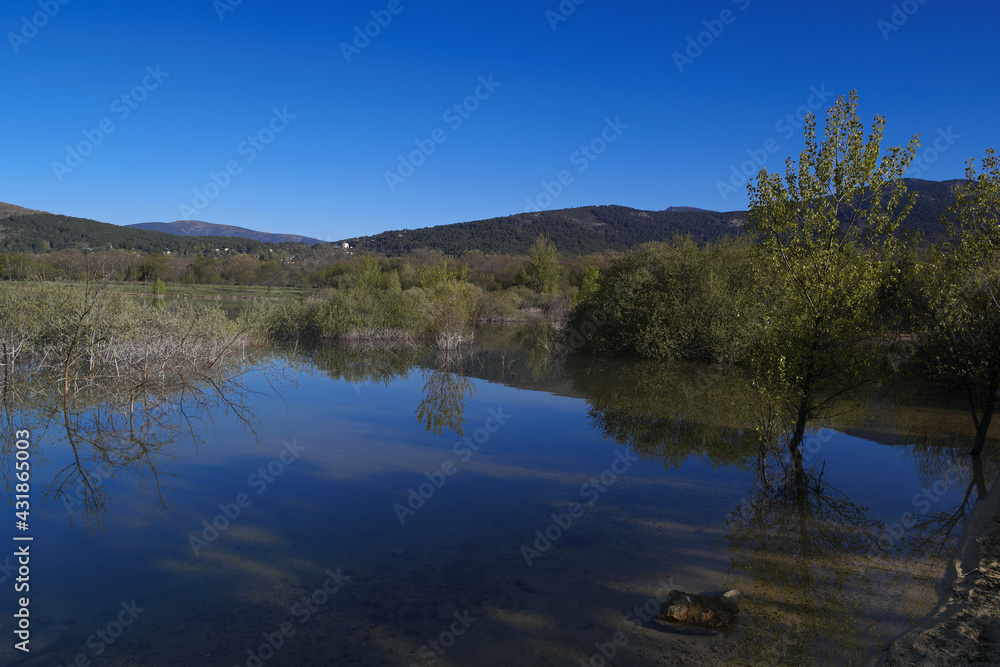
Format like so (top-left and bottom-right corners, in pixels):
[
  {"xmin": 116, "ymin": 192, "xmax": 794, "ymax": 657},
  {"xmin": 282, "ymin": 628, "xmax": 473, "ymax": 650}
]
[{"xmin": 657, "ymin": 589, "xmax": 739, "ymax": 629}]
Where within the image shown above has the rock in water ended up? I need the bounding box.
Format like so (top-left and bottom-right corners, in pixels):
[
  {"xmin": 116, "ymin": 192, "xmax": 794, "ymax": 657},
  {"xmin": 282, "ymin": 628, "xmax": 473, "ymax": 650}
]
[{"xmin": 657, "ymin": 590, "xmax": 739, "ymax": 629}]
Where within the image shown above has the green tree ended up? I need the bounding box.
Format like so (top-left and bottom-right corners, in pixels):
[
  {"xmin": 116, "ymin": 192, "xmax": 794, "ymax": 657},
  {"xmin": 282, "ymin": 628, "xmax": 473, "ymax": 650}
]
[
  {"xmin": 521, "ymin": 234, "xmax": 561, "ymax": 293},
  {"xmin": 354, "ymin": 255, "xmax": 383, "ymax": 293},
  {"xmin": 924, "ymin": 148, "xmax": 1000, "ymax": 456},
  {"xmin": 421, "ymin": 262, "xmax": 477, "ymax": 349},
  {"xmin": 133, "ymin": 253, "xmax": 170, "ymax": 282},
  {"xmin": 746, "ymin": 91, "xmax": 919, "ymax": 489},
  {"xmin": 255, "ymin": 261, "xmax": 286, "ymax": 294},
  {"xmin": 572, "ymin": 265, "xmax": 601, "ymax": 307}
]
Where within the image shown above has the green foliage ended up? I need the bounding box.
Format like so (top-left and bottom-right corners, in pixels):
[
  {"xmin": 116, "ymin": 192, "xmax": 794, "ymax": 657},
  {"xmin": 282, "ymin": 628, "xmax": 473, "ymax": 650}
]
[
  {"xmin": 311, "ymin": 288, "xmax": 427, "ymax": 341},
  {"xmin": 133, "ymin": 254, "xmax": 169, "ymax": 282},
  {"xmin": 420, "ymin": 262, "xmax": 478, "ymax": 348},
  {"xmin": 566, "ymin": 236, "xmax": 756, "ymax": 362},
  {"xmin": 152, "ymin": 279, "xmax": 166, "ymax": 296},
  {"xmin": 746, "ymin": 91, "xmax": 918, "ymax": 465},
  {"xmin": 520, "ymin": 234, "xmax": 561, "ymax": 293},
  {"xmin": 476, "ymin": 289, "xmax": 523, "ymax": 322},
  {"xmin": 923, "ymin": 148, "xmax": 1000, "ymax": 455},
  {"xmin": 255, "ymin": 261, "xmax": 285, "ymax": 292},
  {"xmin": 572, "ymin": 265, "xmax": 601, "ymax": 307}
]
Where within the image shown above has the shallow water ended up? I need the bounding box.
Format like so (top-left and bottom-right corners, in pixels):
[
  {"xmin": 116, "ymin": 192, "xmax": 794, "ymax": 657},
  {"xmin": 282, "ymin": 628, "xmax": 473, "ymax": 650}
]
[{"xmin": 1, "ymin": 335, "xmax": 996, "ymax": 666}]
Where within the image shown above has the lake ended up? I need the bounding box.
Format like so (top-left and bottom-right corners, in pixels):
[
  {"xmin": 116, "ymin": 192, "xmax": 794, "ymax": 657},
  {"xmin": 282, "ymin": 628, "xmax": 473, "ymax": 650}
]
[{"xmin": 2, "ymin": 328, "xmax": 995, "ymax": 666}]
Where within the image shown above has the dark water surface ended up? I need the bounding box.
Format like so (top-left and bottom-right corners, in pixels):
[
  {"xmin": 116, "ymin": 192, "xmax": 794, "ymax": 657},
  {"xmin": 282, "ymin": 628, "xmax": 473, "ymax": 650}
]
[{"xmin": 1, "ymin": 332, "xmax": 996, "ymax": 666}]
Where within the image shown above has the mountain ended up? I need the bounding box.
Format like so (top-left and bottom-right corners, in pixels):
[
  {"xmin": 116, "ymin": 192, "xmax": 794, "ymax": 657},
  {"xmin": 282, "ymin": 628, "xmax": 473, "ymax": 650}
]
[
  {"xmin": 338, "ymin": 178, "xmax": 964, "ymax": 256},
  {"xmin": 0, "ymin": 177, "xmax": 965, "ymax": 257},
  {"xmin": 130, "ymin": 220, "xmax": 324, "ymax": 245},
  {"xmin": 0, "ymin": 203, "xmax": 42, "ymax": 218},
  {"xmin": 339, "ymin": 206, "xmax": 749, "ymax": 256},
  {"xmin": 0, "ymin": 210, "xmax": 300, "ymax": 254}
]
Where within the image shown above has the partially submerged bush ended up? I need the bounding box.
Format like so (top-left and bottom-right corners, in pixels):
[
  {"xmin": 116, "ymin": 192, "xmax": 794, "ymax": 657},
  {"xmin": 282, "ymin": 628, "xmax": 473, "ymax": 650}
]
[
  {"xmin": 0, "ymin": 281, "xmax": 260, "ymax": 395},
  {"xmin": 565, "ymin": 236, "xmax": 758, "ymax": 362}
]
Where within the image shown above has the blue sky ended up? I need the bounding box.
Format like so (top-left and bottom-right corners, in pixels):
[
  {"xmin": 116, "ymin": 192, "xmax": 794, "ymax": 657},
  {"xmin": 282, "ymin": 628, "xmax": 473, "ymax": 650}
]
[{"xmin": 2, "ymin": 0, "xmax": 997, "ymax": 240}]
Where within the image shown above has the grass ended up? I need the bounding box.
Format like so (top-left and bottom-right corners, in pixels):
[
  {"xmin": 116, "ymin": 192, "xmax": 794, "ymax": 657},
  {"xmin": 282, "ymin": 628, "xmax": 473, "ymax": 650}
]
[{"xmin": 102, "ymin": 281, "xmax": 314, "ymax": 300}]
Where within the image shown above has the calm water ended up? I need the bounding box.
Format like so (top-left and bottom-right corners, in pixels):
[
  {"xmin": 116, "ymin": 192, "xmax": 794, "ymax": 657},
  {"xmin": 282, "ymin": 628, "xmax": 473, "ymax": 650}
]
[{"xmin": 1, "ymin": 330, "xmax": 996, "ymax": 666}]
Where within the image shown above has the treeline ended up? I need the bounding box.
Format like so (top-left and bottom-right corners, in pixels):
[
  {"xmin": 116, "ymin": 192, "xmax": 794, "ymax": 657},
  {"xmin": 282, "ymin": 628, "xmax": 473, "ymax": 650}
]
[{"xmin": 0, "ymin": 239, "xmax": 611, "ymax": 300}]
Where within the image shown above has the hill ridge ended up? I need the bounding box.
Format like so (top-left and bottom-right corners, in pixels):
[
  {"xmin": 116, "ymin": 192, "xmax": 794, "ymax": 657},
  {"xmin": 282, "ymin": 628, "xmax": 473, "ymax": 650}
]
[{"xmin": 130, "ymin": 220, "xmax": 324, "ymax": 245}]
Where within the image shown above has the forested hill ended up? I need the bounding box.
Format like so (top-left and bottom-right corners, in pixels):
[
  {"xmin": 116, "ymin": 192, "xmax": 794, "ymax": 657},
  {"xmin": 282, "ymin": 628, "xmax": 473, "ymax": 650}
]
[
  {"xmin": 0, "ymin": 177, "xmax": 965, "ymax": 257},
  {"xmin": 341, "ymin": 206, "xmax": 749, "ymax": 256},
  {"xmin": 0, "ymin": 212, "xmax": 291, "ymax": 254},
  {"xmin": 130, "ymin": 220, "xmax": 324, "ymax": 245},
  {"xmin": 340, "ymin": 178, "xmax": 964, "ymax": 256}
]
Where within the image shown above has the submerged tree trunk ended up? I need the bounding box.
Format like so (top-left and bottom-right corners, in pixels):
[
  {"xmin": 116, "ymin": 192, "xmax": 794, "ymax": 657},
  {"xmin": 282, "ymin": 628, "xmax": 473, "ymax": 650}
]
[
  {"xmin": 788, "ymin": 387, "xmax": 812, "ymax": 497},
  {"xmin": 970, "ymin": 372, "xmax": 999, "ymax": 456}
]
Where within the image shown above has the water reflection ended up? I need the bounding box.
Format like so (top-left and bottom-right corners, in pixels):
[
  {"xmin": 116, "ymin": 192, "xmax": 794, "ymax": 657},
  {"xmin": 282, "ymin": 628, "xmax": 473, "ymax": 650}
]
[
  {"xmin": 415, "ymin": 349, "xmax": 476, "ymax": 436},
  {"xmin": 562, "ymin": 353, "xmax": 996, "ymax": 665},
  {"xmin": 723, "ymin": 463, "xmax": 887, "ymax": 665},
  {"xmin": 2, "ymin": 329, "xmax": 996, "ymax": 666},
  {"xmin": 0, "ymin": 357, "xmax": 263, "ymax": 538},
  {"xmin": 298, "ymin": 341, "xmax": 422, "ymax": 388}
]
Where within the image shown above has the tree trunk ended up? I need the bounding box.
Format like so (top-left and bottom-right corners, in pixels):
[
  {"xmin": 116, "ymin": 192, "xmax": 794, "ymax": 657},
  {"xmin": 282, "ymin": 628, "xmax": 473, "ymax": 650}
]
[
  {"xmin": 788, "ymin": 390, "xmax": 812, "ymax": 497},
  {"xmin": 970, "ymin": 373, "xmax": 1000, "ymax": 456}
]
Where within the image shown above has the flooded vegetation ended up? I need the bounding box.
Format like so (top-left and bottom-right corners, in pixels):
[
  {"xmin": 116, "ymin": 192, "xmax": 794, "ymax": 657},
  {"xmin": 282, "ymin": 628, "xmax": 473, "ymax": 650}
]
[{"xmin": 1, "ymin": 321, "xmax": 995, "ymax": 666}]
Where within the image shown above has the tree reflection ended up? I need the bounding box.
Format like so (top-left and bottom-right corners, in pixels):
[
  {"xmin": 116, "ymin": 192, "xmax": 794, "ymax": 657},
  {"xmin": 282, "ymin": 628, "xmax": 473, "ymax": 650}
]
[
  {"xmin": 722, "ymin": 457, "xmax": 888, "ymax": 666},
  {"xmin": 300, "ymin": 341, "xmax": 477, "ymax": 437},
  {"xmin": 565, "ymin": 356, "xmax": 762, "ymax": 469},
  {"xmin": 299, "ymin": 341, "xmax": 423, "ymax": 387},
  {"xmin": 0, "ymin": 354, "xmax": 264, "ymax": 540},
  {"xmin": 885, "ymin": 447, "xmax": 995, "ymax": 564},
  {"xmin": 415, "ymin": 349, "xmax": 476, "ymax": 436},
  {"xmin": 564, "ymin": 356, "xmax": 990, "ymax": 665}
]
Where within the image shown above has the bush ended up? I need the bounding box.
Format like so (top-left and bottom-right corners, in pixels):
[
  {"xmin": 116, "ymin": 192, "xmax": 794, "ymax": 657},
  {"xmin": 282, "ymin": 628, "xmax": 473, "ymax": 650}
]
[{"xmin": 565, "ymin": 235, "xmax": 758, "ymax": 362}]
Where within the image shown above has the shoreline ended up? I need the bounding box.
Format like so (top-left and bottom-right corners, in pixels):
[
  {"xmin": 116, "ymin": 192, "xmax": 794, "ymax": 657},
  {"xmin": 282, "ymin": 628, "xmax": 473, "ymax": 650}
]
[{"xmin": 866, "ymin": 472, "xmax": 1000, "ymax": 666}]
